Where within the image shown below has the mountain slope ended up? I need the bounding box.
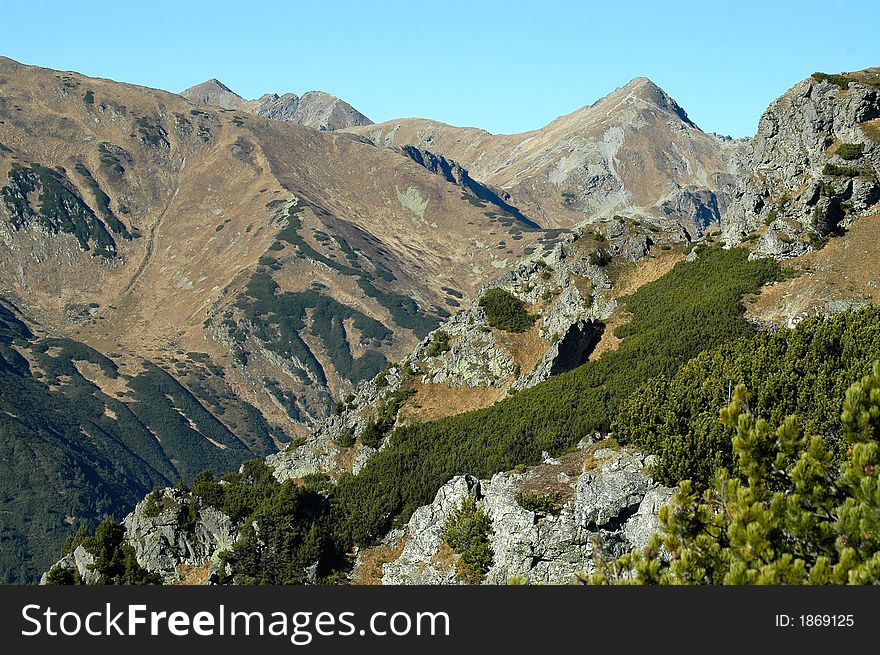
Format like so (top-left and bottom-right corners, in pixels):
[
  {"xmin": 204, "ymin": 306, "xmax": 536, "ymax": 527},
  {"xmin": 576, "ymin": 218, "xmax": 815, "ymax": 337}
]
[
  {"xmin": 181, "ymin": 79, "xmax": 372, "ymax": 131},
  {"xmin": 0, "ymin": 56, "xmax": 561, "ymax": 581},
  {"xmin": 349, "ymin": 78, "xmax": 745, "ymax": 236}
]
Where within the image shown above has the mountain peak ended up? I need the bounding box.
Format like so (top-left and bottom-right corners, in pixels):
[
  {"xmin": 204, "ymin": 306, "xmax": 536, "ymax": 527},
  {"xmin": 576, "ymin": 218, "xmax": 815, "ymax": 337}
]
[
  {"xmin": 181, "ymin": 78, "xmax": 244, "ymax": 109},
  {"xmin": 179, "ymin": 81, "xmax": 371, "ymax": 130},
  {"xmin": 609, "ymin": 76, "xmax": 696, "ymax": 128}
]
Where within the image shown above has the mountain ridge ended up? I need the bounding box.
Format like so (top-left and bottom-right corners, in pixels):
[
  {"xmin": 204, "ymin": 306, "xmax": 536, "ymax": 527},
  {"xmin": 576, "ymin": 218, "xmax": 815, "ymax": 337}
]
[
  {"xmin": 347, "ymin": 76, "xmax": 743, "ymax": 235},
  {"xmin": 180, "ymin": 78, "xmax": 372, "ymax": 131}
]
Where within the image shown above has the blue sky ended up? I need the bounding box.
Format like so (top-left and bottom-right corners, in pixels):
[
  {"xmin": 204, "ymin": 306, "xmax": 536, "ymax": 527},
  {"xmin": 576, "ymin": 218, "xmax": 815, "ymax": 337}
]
[{"xmin": 3, "ymin": 1, "xmax": 878, "ymax": 137}]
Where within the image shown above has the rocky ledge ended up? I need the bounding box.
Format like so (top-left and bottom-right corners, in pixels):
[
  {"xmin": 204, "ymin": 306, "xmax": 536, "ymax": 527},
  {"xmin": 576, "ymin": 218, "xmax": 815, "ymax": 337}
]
[{"xmin": 365, "ymin": 442, "xmax": 672, "ymax": 585}]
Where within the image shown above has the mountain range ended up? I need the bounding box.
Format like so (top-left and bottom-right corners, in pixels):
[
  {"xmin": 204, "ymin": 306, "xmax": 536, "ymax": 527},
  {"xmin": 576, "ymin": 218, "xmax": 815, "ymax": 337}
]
[{"xmin": 1, "ymin": 55, "xmax": 879, "ymax": 583}]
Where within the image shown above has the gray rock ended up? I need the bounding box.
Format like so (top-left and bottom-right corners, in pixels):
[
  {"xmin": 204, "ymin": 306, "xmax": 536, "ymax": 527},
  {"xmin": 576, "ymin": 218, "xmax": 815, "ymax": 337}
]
[
  {"xmin": 379, "ymin": 448, "xmax": 673, "ymax": 585},
  {"xmin": 381, "ymin": 476, "xmax": 481, "ymax": 585},
  {"xmin": 40, "ymin": 545, "xmax": 100, "ymax": 585},
  {"xmin": 41, "ymin": 488, "xmax": 238, "ymax": 584},
  {"xmin": 723, "ymin": 75, "xmax": 880, "ymax": 256},
  {"xmin": 123, "ymin": 489, "xmax": 236, "ymax": 579}
]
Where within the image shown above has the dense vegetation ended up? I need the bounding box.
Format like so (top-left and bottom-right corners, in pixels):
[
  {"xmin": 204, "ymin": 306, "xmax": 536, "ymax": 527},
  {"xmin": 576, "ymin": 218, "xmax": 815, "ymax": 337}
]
[
  {"xmin": 75, "ymin": 245, "xmax": 772, "ymax": 584},
  {"xmin": 57, "ymin": 246, "xmax": 880, "ymax": 586},
  {"xmin": 327, "ymin": 247, "xmax": 782, "ymax": 550},
  {"xmin": 479, "ymin": 288, "xmax": 536, "ymax": 333},
  {"xmin": 836, "ymin": 143, "xmax": 865, "ymax": 160},
  {"xmin": 823, "ymin": 162, "xmax": 870, "ymax": 178},
  {"xmin": 45, "ymin": 518, "xmax": 161, "ymax": 585},
  {"xmin": 616, "ymin": 307, "xmax": 880, "ymax": 488},
  {"xmin": 73, "ymin": 162, "xmax": 130, "ymax": 237},
  {"xmin": 192, "ymin": 464, "xmax": 333, "ymax": 584},
  {"xmin": 593, "ymin": 367, "xmax": 880, "ymax": 584}
]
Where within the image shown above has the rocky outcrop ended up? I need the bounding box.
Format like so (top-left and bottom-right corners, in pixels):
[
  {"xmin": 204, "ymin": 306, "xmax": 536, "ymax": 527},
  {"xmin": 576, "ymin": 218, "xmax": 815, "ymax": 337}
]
[
  {"xmin": 267, "ymin": 366, "xmax": 405, "ymax": 481},
  {"xmin": 376, "ymin": 444, "xmax": 673, "ymax": 585},
  {"xmin": 723, "ymin": 72, "xmax": 880, "ymax": 257},
  {"xmin": 42, "ymin": 489, "xmax": 237, "ymax": 584},
  {"xmin": 40, "ymin": 546, "xmax": 101, "ymax": 585},
  {"xmin": 181, "ymin": 79, "xmax": 372, "ymax": 131},
  {"xmin": 122, "ymin": 489, "xmax": 236, "ymax": 578}
]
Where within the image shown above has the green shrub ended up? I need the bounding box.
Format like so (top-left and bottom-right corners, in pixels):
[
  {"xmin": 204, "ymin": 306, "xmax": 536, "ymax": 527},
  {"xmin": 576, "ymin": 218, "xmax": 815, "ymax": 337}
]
[
  {"xmin": 822, "ymin": 162, "xmax": 864, "ymax": 177},
  {"xmin": 425, "ymin": 330, "xmax": 451, "ymax": 357},
  {"xmin": 593, "ymin": 366, "xmax": 880, "ymax": 584},
  {"xmin": 812, "ymin": 72, "xmax": 854, "ymax": 90},
  {"xmin": 836, "ymin": 143, "xmax": 864, "ymax": 160},
  {"xmin": 440, "ymin": 494, "xmax": 494, "ymax": 584},
  {"xmin": 142, "ymin": 489, "xmax": 163, "ymax": 518},
  {"xmin": 83, "ymin": 518, "xmax": 161, "ymax": 585},
  {"xmin": 479, "ymin": 288, "xmax": 536, "ymax": 333},
  {"xmin": 514, "ymin": 491, "xmax": 563, "ymax": 514}
]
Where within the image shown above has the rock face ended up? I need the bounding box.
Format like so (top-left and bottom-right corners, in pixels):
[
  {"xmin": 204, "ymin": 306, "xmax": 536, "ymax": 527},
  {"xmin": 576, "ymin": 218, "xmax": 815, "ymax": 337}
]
[
  {"xmin": 723, "ymin": 71, "xmax": 880, "ymax": 257},
  {"xmin": 377, "ymin": 445, "xmax": 673, "ymax": 585},
  {"xmin": 122, "ymin": 489, "xmax": 236, "ymax": 578},
  {"xmin": 350, "ymin": 78, "xmax": 747, "ymax": 234},
  {"xmin": 40, "ymin": 545, "xmax": 101, "ymax": 585},
  {"xmin": 181, "ymin": 79, "xmax": 372, "ymax": 131},
  {"xmin": 42, "ymin": 489, "xmax": 237, "ymax": 584},
  {"xmin": 267, "ymin": 366, "xmax": 405, "ymax": 481}
]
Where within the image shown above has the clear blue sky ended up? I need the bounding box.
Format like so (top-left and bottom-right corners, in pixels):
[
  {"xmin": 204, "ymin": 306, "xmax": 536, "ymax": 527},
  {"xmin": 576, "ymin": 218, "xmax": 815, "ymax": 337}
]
[{"xmin": 3, "ymin": 0, "xmax": 878, "ymax": 137}]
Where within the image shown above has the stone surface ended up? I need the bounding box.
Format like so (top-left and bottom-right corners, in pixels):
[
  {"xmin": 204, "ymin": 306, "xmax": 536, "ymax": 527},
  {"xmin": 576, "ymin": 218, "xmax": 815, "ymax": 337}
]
[
  {"xmin": 122, "ymin": 489, "xmax": 236, "ymax": 578},
  {"xmin": 378, "ymin": 446, "xmax": 673, "ymax": 585},
  {"xmin": 42, "ymin": 489, "xmax": 238, "ymax": 584},
  {"xmin": 723, "ymin": 74, "xmax": 880, "ymax": 257}
]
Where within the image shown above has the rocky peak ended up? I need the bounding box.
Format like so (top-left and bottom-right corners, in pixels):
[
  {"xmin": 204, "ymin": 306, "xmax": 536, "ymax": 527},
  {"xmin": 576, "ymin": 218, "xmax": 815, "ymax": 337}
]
[
  {"xmin": 722, "ymin": 71, "xmax": 880, "ymax": 258},
  {"xmin": 593, "ymin": 76, "xmax": 697, "ymax": 128},
  {"xmin": 180, "ymin": 78, "xmax": 245, "ymax": 109},
  {"xmin": 180, "ymin": 80, "xmax": 371, "ymax": 131}
]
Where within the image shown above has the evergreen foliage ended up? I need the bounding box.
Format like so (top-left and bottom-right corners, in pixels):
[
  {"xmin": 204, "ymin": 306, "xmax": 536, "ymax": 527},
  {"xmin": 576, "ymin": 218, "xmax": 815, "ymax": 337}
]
[
  {"xmin": 836, "ymin": 143, "xmax": 864, "ymax": 160},
  {"xmin": 515, "ymin": 490, "xmax": 563, "ymax": 514},
  {"xmin": 440, "ymin": 494, "xmax": 494, "ymax": 583},
  {"xmin": 47, "ymin": 518, "xmax": 161, "ymax": 585},
  {"xmin": 592, "ymin": 364, "xmax": 880, "ymax": 584},
  {"xmin": 328, "ymin": 248, "xmax": 782, "ymax": 549},
  {"xmin": 479, "ymin": 288, "xmax": 536, "ymax": 333},
  {"xmin": 425, "ymin": 330, "xmax": 451, "ymax": 357},
  {"xmin": 616, "ymin": 307, "xmax": 880, "ymax": 488},
  {"xmin": 192, "ymin": 460, "xmax": 333, "ymax": 584},
  {"xmin": 273, "ymin": 203, "xmax": 439, "ymax": 337},
  {"xmin": 822, "ymin": 162, "xmax": 868, "ymax": 178}
]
